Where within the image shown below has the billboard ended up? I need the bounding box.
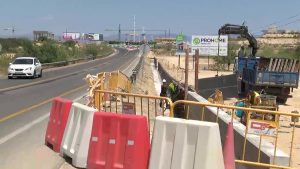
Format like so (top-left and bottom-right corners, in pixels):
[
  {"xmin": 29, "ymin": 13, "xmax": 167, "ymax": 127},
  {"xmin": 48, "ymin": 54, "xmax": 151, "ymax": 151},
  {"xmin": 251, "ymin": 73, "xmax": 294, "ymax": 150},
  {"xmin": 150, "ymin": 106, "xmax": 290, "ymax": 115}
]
[
  {"xmin": 85, "ymin": 33, "xmax": 103, "ymax": 41},
  {"xmin": 192, "ymin": 35, "xmax": 228, "ymax": 56},
  {"xmin": 62, "ymin": 32, "xmax": 81, "ymax": 40}
]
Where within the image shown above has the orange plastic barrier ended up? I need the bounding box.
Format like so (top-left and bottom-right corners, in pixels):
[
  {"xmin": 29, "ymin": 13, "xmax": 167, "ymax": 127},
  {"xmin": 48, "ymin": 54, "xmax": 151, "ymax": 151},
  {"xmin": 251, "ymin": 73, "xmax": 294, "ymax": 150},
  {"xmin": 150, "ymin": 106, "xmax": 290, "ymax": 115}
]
[
  {"xmin": 87, "ymin": 112, "xmax": 150, "ymax": 169},
  {"xmin": 45, "ymin": 97, "xmax": 72, "ymax": 152}
]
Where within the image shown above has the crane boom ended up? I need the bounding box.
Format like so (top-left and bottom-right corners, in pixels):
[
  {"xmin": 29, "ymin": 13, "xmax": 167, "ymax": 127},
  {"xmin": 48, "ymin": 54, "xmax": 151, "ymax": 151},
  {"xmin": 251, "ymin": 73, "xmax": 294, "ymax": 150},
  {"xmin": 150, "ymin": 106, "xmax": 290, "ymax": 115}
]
[{"xmin": 218, "ymin": 24, "xmax": 258, "ymax": 56}]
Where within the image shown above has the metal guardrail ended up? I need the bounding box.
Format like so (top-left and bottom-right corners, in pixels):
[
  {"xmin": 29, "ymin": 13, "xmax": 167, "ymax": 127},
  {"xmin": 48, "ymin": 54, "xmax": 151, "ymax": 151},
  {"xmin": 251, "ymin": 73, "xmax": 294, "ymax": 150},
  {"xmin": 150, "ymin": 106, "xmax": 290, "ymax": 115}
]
[
  {"xmin": 130, "ymin": 46, "xmax": 147, "ymax": 83},
  {"xmin": 42, "ymin": 51, "xmax": 113, "ymax": 69}
]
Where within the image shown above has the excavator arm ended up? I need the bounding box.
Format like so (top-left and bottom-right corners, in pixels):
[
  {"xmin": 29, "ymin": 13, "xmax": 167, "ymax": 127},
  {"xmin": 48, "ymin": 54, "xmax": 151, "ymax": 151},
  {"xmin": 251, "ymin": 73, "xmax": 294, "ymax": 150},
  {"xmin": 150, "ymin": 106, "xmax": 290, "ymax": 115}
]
[{"xmin": 218, "ymin": 24, "xmax": 258, "ymax": 56}]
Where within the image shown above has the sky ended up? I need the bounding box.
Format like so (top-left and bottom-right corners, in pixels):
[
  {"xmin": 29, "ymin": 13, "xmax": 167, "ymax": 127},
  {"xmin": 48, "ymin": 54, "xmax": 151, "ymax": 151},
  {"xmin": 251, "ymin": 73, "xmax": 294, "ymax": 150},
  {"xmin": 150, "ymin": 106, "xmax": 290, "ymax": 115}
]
[{"xmin": 1, "ymin": 0, "xmax": 300, "ymax": 38}]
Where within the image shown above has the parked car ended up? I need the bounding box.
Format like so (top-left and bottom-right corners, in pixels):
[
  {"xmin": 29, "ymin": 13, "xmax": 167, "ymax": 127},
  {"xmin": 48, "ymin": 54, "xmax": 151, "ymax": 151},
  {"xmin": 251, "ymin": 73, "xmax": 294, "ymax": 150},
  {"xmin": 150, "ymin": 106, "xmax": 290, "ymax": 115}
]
[{"xmin": 7, "ymin": 57, "xmax": 42, "ymax": 79}]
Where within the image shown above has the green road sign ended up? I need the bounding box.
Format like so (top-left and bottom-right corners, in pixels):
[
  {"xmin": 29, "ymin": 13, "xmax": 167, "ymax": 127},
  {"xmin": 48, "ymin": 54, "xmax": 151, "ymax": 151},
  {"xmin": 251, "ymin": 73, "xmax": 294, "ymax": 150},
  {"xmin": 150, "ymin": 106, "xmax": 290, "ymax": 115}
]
[
  {"xmin": 176, "ymin": 34, "xmax": 185, "ymax": 42},
  {"xmin": 193, "ymin": 37, "xmax": 200, "ymax": 45}
]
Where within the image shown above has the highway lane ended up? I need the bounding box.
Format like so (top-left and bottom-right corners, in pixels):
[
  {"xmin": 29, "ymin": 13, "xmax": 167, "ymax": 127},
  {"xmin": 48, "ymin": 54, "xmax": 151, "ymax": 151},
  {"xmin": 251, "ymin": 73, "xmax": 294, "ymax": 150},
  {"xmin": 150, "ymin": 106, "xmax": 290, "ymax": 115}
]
[
  {"xmin": 0, "ymin": 46, "xmax": 145, "ymax": 169},
  {"xmin": 0, "ymin": 47, "xmax": 139, "ymax": 137},
  {"xmin": 0, "ymin": 48, "xmax": 128, "ymax": 90}
]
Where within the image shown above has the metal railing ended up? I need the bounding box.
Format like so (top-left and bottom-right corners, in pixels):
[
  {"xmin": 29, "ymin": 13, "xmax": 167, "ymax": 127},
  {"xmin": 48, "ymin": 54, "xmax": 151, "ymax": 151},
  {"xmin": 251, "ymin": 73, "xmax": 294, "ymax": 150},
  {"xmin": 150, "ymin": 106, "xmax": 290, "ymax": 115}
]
[
  {"xmin": 171, "ymin": 100, "xmax": 300, "ymax": 169},
  {"xmin": 42, "ymin": 51, "xmax": 113, "ymax": 69},
  {"xmin": 91, "ymin": 89, "xmax": 300, "ymax": 169},
  {"xmin": 94, "ymin": 90, "xmax": 173, "ymax": 137}
]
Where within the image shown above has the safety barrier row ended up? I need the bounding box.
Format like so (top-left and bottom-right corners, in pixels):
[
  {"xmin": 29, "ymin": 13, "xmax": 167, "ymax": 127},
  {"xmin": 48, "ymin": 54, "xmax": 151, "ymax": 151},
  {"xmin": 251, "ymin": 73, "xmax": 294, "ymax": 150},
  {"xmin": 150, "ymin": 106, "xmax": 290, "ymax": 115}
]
[
  {"xmin": 45, "ymin": 93, "xmax": 300, "ymax": 169},
  {"xmin": 149, "ymin": 116, "xmax": 225, "ymax": 169},
  {"xmin": 171, "ymin": 100, "xmax": 300, "ymax": 169},
  {"xmin": 45, "ymin": 97, "xmax": 151, "ymax": 169},
  {"xmin": 93, "ymin": 90, "xmax": 300, "ymax": 169}
]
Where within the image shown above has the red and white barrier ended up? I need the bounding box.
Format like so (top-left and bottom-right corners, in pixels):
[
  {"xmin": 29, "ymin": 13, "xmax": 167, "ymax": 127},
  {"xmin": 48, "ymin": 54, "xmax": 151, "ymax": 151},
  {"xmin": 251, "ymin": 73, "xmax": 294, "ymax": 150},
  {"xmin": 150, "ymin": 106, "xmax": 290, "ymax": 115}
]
[
  {"xmin": 60, "ymin": 103, "xmax": 97, "ymax": 168},
  {"xmin": 87, "ymin": 112, "xmax": 150, "ymax": 169},
  {"xmin": 45, "ymin": 97, "xmax": 73, "ymax": 152},
  {"xmin": 149, "ymin": 116, "xmax": 225, "ymax": 169}
]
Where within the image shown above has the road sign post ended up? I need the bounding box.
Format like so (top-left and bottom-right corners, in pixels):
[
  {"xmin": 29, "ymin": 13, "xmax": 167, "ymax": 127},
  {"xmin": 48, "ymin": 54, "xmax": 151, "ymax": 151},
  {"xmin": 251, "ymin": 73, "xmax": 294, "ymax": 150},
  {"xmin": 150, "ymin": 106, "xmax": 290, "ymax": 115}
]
[
  {"xmin": 195, "ymin": 49, "xmax": 199, "ymax": 92},
  {"xmin": 184, "ymin": 48, "xmax": 189, "ymax": 100}
]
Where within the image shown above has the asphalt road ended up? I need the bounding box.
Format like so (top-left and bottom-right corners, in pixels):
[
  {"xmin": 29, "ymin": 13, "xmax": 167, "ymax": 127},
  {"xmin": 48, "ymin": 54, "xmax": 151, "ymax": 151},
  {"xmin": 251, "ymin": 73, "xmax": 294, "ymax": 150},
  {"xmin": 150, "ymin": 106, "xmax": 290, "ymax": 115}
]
[
  {"xmin": 0, "ymin": 46, "xmax": 143, "ymax": 169},
  {"xmin": 0, "ymin": 48, "xmax": 132, "ymax": 90}
]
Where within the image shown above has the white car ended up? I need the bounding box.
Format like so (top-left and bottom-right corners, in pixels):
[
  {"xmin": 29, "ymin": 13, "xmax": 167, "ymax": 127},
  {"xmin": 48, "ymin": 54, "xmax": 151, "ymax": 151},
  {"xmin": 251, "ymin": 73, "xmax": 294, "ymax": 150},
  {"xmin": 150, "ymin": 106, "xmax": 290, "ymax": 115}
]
[{"xmin": 8, "ymin": 57, "xmax": 42, "ymax": 79}]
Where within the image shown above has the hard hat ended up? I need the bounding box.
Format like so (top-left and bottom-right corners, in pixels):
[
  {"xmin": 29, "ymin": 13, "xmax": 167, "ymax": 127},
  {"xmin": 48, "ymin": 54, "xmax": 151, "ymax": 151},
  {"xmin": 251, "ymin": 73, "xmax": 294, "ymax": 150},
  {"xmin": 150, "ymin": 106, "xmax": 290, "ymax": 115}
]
[{"xmin": 162, "ymin": 79, "xmax": 166, "ymax": 83}]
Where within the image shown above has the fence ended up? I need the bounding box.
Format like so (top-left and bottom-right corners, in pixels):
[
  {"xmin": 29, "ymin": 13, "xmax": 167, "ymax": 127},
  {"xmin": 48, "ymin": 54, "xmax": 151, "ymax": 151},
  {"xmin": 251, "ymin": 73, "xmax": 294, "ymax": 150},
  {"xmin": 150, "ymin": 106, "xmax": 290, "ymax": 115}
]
[
  {"xmin": 93, "ymin": 90, "xmax": 173, "ymax": 136},
  {"xmin": 85, "ymin": 71, "xmax": 132, "ymax": 108},
  {"xmin": 171, "ymin": 100, "xmax": 300, "ymax": 169},
  {"xmin": 94, "ymin": 89, "xmax": 300, "ymax": 169}
]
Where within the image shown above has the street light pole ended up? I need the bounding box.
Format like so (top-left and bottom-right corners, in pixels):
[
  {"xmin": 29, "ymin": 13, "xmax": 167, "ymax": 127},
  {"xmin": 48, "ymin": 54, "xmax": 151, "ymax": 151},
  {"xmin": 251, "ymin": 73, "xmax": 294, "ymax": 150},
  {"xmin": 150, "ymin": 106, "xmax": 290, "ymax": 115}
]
[{"xmin": 217, "ymin": 34, "xmax": 220, "ymax": 76}]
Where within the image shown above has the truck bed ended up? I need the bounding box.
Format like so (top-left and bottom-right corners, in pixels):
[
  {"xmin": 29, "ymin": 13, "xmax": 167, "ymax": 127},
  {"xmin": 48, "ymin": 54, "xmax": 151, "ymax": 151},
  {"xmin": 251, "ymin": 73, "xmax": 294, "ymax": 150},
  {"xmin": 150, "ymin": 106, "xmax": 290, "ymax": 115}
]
[{"xmin": 241, "ymin": 57, "xmax": 299, "ymax": 88}]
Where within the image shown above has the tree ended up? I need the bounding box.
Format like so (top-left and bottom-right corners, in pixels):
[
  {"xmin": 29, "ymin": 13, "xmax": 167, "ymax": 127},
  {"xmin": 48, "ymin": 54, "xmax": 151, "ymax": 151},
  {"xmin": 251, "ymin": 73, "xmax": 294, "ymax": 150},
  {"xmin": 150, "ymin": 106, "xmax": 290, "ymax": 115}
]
[
  {"xmin": 85, "ymin": 44, "xmax": 98, "ymax": 56},
  {"xmin": 63, "ymin": 40, "xmax": 76, "ymax": 48}
]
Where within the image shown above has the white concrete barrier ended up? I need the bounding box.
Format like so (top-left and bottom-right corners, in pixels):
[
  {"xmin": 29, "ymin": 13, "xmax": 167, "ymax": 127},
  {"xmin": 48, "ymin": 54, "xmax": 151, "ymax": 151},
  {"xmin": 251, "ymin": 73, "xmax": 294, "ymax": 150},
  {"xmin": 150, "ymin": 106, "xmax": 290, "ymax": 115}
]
[
  {"xmin": 60, "ymin": 103, "xmax": 96, "ymax": 168},
  {"xmin": 187, "ymin": 91, "xmax": 290, "ymax": 168},
  {"xmin": 149, "ymin": 116, "xmax": 225, "ymax": 169}
]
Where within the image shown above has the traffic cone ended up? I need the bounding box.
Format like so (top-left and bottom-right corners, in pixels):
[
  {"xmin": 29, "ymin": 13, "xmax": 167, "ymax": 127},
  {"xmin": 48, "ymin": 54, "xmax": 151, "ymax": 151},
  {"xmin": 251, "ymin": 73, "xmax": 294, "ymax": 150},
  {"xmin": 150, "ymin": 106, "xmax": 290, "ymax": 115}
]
[{"xmin": 223, "ymin": 122, "xmax": 236, "ymax": 169}]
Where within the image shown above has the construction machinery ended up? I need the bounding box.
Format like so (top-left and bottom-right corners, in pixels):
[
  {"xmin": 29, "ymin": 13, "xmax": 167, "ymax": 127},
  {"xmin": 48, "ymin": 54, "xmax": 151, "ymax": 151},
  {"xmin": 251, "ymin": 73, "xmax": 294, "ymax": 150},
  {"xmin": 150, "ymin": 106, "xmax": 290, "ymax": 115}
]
[{"xmin": 219, "ymin": 23, "xmax": 300, "ymax": 103}]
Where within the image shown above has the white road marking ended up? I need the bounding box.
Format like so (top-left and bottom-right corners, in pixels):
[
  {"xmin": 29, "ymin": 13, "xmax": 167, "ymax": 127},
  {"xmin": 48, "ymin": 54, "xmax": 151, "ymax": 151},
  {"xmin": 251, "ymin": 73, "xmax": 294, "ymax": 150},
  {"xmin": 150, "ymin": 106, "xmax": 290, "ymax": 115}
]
[
  {"xmin": 0, "ymin": 113, "xmax": 49, "ymax": 145},
  {"xmin": 0, "ymin": 96, "xmax": 83, "ymax": 145},
  {"xmin": 122, "ymin": 56, "xmax": 140, "ymax": 74}
]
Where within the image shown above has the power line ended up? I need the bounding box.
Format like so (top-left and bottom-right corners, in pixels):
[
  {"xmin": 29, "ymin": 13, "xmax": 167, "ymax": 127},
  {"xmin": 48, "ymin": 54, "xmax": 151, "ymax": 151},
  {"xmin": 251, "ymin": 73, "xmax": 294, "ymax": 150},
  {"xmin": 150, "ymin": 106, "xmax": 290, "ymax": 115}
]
[{"xmin": 252, "ymin": 13, "xmax": 300, "ymax": 35}]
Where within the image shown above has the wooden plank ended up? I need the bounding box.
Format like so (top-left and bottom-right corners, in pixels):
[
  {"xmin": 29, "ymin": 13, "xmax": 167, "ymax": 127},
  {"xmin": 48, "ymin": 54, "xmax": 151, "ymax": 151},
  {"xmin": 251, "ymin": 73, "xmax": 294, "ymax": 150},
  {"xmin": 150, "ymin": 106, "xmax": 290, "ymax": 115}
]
[
  {"xmin": 276, "ymin": 59, "xmax": 281, "ymax": 72},
  {"xmin": 294, "ymin": 60, "xmax": 300, "ymax": 72},
  {"xmin": 272, "ymin": 59, "xmax": 278, "ymax": 71},
  {"xmin": 291, "ymin": 59, "xmax": 297, "ymax": 72},
  {"xmin": 268, "ymin": 58, "xmax": 273, "ymax": 71},
  {"xmin": 286, "ymin": 59, "xmax": 292, "ymax": 72},
  {"xmin": 283, "ymin": 59, "xmax": 288, "ymax": 72},
  {"xmin": 279, "ymin": 59, "xmax": 285, "ymax": 72}
]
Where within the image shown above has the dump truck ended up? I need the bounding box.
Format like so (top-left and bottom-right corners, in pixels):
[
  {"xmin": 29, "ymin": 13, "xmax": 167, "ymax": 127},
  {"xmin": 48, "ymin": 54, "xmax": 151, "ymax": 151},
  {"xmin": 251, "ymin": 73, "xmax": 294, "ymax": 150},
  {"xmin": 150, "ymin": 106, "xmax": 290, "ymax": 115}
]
[
  {"xmin": 219, "ymin": 24, "xmax": 300, "ymax": 103},
  {"xmin": 235, "ymin": 56, "xmax": 299, "ymax": 103}
]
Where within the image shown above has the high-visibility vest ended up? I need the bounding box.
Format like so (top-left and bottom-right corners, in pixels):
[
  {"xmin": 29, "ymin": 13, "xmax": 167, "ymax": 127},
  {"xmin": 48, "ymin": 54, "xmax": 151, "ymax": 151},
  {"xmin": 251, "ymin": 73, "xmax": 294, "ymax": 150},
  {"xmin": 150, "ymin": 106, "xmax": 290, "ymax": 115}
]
[
  {"xmin": 247, "ymin": 91, "xmax": 260, "ymax": 105},
  {"xmin": 169, "ymin": 83, "xmax": 176, "ymax": 93}
]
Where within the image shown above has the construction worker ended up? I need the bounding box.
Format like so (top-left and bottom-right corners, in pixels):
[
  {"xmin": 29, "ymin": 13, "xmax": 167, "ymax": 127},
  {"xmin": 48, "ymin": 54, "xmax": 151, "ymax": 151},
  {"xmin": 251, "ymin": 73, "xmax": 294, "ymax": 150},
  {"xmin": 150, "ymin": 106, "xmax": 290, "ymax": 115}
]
[
  {"xmin": 168, "ymin": 81, "xmax": 178, "ymax": 102},
  {"xmin": 173, "ymin": 88, "xmax": 186, "ymax": 118},
  {"xmin": 247, "ymin": 90, "xmax": 261, "ymax": 105},
  {"xmin": 238, "ymin": 45, "xmax": 245, "ymax": 57},
  {"xmin": 235, "ymin": 101, "xmax": 246, "ymax": 125},
  {"xmin": 160, "ymin": 79, "xmax": 168, "ymax": 108}
]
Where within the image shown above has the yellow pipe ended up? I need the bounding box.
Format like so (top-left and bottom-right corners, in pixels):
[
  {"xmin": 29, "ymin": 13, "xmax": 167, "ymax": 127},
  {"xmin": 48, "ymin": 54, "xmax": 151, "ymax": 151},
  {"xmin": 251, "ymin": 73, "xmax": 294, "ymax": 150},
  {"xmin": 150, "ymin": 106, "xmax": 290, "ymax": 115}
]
[
  {"xmin": 235, "ymin": 160, "xmax": 297, "ymax": 169},
  {"xmin": 172, "ymin": 100, "xmax": 300, "ymax": 118}
]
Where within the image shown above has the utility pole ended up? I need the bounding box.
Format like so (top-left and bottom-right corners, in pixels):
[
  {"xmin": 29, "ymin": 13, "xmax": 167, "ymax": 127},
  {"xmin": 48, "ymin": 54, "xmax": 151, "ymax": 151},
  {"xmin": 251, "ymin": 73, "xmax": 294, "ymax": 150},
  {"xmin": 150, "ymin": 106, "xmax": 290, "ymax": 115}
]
[
  {"xmin": 118, "ymin": 24, "xmax": 121, "ymax": 42},
  {"xmin": 217, "ymin": 35, "xmax": 220, "ymax": 76},
  {"xmin": 184, "ymin": 47, "xmax": 189, "ymax": 100},
  {"xmin": 195, "ymin": 49, "xmax": 199, "ymax": 92},
  {"xmin": 133, "ymin": 15, "xmax": 136, "ymax": 42}
]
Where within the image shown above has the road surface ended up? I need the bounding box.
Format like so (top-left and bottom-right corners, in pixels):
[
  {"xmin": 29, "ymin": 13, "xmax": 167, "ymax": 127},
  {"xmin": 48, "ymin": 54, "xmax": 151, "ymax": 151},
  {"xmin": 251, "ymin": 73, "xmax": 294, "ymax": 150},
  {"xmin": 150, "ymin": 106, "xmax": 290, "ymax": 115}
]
[{"xmin": 0, "ymin": 47, "xmax": 143, "ymax": 169}]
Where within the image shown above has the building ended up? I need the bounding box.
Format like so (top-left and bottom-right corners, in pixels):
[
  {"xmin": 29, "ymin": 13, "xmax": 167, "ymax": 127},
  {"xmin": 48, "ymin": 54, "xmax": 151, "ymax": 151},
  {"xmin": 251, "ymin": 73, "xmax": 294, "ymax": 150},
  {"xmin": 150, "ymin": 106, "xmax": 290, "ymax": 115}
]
[
  {"xmin": 33, "ymin": 31, "xmax": 55, "ymax": 41},
  {"xmin": 155, "ymin": 37, "xmax": 176, "ymax": 44}
]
